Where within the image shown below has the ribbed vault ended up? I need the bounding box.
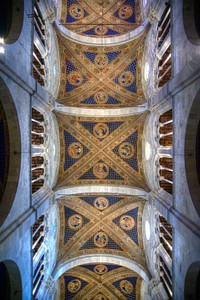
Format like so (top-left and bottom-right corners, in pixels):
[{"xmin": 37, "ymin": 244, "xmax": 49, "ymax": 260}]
[{"xmin": 60, "ymin": 0, "xmax": 143, "ymax": 38}]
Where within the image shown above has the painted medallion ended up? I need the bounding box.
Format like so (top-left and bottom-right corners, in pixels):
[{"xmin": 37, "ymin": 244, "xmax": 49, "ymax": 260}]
[
  {"xmin": 120, "ymin": 215, "xmax": 135, "ymax": 230},
  {"xmin": 94, "ymin": 91, "xmax": 108, "ymax": 104},
  {"xmin": 119, "ymin": 71, "xmax": 135, "ymax": 87},
  {"xmin": 93, "ymin": 123, "xmax": 109, "ymax": 139},
  {"xmin": 69, "ymin": 4, "xmax": 84, "ymax": 20},
  {"xmin": 120, "ymin": 280, "xmax": 134, "ymax": 294},
  {"xmin": 67, "ymin": 279, "xmax": 81, "ymax": 293},
  {"xmin": 68, "ymin": 142, "xmax": 83, "ymax": 159},
  {"xmin": 119, "ymin": 142, "xmax": 134, "ymax": 159},
  {"xmin": 94, "ymin": 264, "xmax": 108, "ymax": 275},
  {"xmin": 119, "ymin": 5, "xmax": 133, "ymax": 20},
  {"xmin": 94, "ymin": 232, "xmax": 108, "ymax": 247},
  {"xmin": 95, "ymin": 53, "xmax": 109, "ymax": 69},
  {"xmin": 68, "ymin": 214, "xmax": 83, "ymax": 230},
  {"xmin": 93, "ymin": 162, "xmax": 109, "ymax": 179},
  {"xmin": 68, "ymin": 70, "xmax": 83, "ymax": 86},
  {"xmin": 94, "ymin": 25, "xmax": 108, "ymax": 35},
  {"xmin": 94, "ymin": 197, "xmax": 109, "ymax": 210}
]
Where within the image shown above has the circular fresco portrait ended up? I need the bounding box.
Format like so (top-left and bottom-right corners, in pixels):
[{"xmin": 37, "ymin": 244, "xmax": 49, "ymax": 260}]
[
  {"xmin": 94, "ymin": 264, "xmax": 108, "ymax": 275},
  {"xmin": 119, "ymin": 142, "xmax": 134, "ymax": 159},
  {"xmin": 93, "ymin": 123, "xmax": 109, "ymax": 139},
  {"xmin": 94, "ymin": 91, "xmax": 108, "ymax": 104},
  {"xmin": 95, "ymin": 53, "xmax": 109, "ymax": 69},
  {"xmin": 94, "ymin": 232, "xmax": 108, "ymax": 248},
  {"xmin": 68, "ymin": 142, "xmax": 83, "ymax": 159},
  {"xmin": 68, "ymin": 70, "xmax": 83, "ymax": 86},
  {"xmin": 119, "ymin": 5, "xmax": 133, "ymax": 20},
  {"xmin": 93, "ymin": 162, "xmax": 109, "ymax": 179},
  {"xmin": 120, "ymin": 215, "xmax": 135, "ymax": 230},
  {"xmin": 69, "ymin": 4, "xmax": 84, "ymax": 20},
  {"xmin": 94, "ymin": 197, "xmax": 109, "ymax": 210},
  {"xmin": 120, "ymin": 280, "xmax": 134, "ymax": 294},
  {"xmin": 119, "ymin": 71, "xmax": 134, "ymax": 87},
  {"xmin": 68, "ymin": 279, "xmax": 81, "ymax": 293},
  {"xmin": 68, "ymin": 214, "xmax": 83, "ymax": 230},
  {"xmin": 94, "ymin": 25, "xmax": 108, "ymax": 35}
]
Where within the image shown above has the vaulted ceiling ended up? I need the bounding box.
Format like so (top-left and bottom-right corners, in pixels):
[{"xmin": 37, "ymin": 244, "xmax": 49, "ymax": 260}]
[
  {"xmin": 59, "ymin": 265, "xmax": 143, "ymax": 299},
  {"xmin": 57, "ymin": 33, "xmax": 146, "ymax": 107},
  {"xmin": 60, "ymin": 0, "xmax": 143, "ymax": 38},
  {"xmin": 55, "ymin": 112, "xmax": 149, "ymax": 190},
  {"xmin": 56, "ymin": 2, "xmax": 149, "ymax": 299}
]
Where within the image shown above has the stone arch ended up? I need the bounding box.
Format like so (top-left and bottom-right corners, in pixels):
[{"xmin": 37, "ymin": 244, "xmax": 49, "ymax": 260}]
[
  {"xmin": 0, "ymin": 260, "xmax": 22, "ymax": 300},
  {"xmin": 183, "ymin": 0, "xmax": 200, "ymax": 46},
  {"xmin": 185, "ymin": 89, "xmax": 200, "ymax": 216},
  {"xmin": 53, "ymin": 254, "xmax": 151, "ymax": 282},
  {"xmin": 0, "ymin": 0, "xmax": 24, "ymax": 44},
  {"xmin": 55, "ymin": 185, "xmax": 149, "ymax": 200},
  {"xmin": 184, "ymin": 261, "xmax": 200, "ymax": 300},
  {"xmin": 0, "ymin": 77, "xmax": 21, "ymax": 225},
  {"xmin": 55, "ymin": 19, "xmax": 149, "ymax": 46}
]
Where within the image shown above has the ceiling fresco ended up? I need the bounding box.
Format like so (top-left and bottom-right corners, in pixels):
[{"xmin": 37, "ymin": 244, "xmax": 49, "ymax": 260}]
[
  {"xmin": 59, "ymin": 265, "xmax": 142, "ymax": 299},
  {"xmin": 57, "ymin": 34, "xmax": 146, "ymax": 107},
  {"xmin": 55, "ymin": 112, "xmax": 149, "ymax": 190},
  {"xmin": 60, "ymin": 0, "xmax": 143, "ymax": 38},
  {"xmin": 57, "ymin": 194, "xmax": 146, "ymax": 266}
]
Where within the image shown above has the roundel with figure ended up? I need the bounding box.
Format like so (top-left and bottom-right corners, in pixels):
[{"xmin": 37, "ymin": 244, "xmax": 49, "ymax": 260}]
[
  {"xmin": 93, "ymin": 162, "xmax": 109, "ymax": 179},
  {"xmin": 95, "ymin": 53, "xmax": 109, "ymax": 69},
  {"xmin": 68, "ymin": 214, "xmax": 83, "ymax": 230},
  {"xmin": 119, "ymin": 142, "xmax": 135, "ymax": 159},
  {"xmin": 68, "ymin": 142, "xmax": 83, "ymax": 159},
  {"xmin": 69, "ymin": 4, "xmax": 84, "ymax": 20},
  {"xmin": 120, "ymin": 280, "xmax": 134, "ymax": 294},
  {"xmin": 120, "ymin": 215, "xmax": 135, "ymax": 230},
  {"xmin": 119, "ymin": 5, "xmax": 133, "ymax": 20},
  {"xmin": 94, "ymin": 91, "xmax": 108, "ymax": 104},
  {"xmin": 67, "ymin": 279, "xmax": 82, "ymax": 293},
  {"xmin": 119, "ymin": 71, "xmax": 135, "ymax": 87},
  {"xmin": 94, "ymin": 232, "xmax": 108, "ymax": 247},
  {"xmin": 68, "ymin": 70, "xmax": 83, "ymax": 86},
  {"xmin": 94, "ymin": 197, "xmax": 109, "ymax": 210},
  {"xmin": 94, "ymin": 264, "xmax": 108, "ymax": 275},
  {"xmin": 93, "ymin": 123, "xmax": 109, "ymax": 139},
  {"xmin": 94, "ymin": 25, "xmax": 108, "ymax": 35}
]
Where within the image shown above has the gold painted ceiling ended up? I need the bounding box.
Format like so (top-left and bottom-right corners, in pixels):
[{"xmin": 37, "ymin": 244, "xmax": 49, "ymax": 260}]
[
  {"xmin": 59, "ymin": 265, "xmax": 142, "ymax": 299},
  {"xmin": 60, "ymin": 0, "xmax": 143, "ymax": 38},
  {"xmin": 56, "ymin": 3, "xmax": 149, "ymax": 298},
  {"xmin": 57, "ymin": 34, "xmax": 146, "ymax": 107},
  {"xmin": 55, "ymin": 112, "xmax": 149, "ymax": 190},
  {"xmin": 58, "ymin": 194, "xmax": 146, "ymax": 265}
]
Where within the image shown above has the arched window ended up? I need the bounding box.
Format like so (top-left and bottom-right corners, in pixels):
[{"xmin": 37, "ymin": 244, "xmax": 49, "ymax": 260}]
[
  {"xmin": 158, "ymin": 109, "xmax": 173, "ymax": 194},
  {"xmin": 156, "ymin": 1, "xmax": 172, "ymax": 88},
  {"xmin": 32, "ymin": 214, "xmax": 45, "ymax": 297},
  {"xmin": 32, "ymin": 1, "xmax": 47, "ymax": 86},
  {"xmin": 31, "ymin": 108, "xmax": 46, "ymax": 194}
]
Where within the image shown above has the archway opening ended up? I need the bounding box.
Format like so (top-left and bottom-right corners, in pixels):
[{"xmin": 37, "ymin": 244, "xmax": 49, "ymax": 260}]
[
  {"xmin": 0, "ymin": 77, "xmax": 21, "ymax": 225},
  {"xmin": 185, "ymin": 91, "xmax": 200, "ymax": 216},
  {"xmin": 0, "ymin": 0, "xmax": 24, "ymax": 44},
  {"xmin": 185, "ymin": 262, "xmax": 200, "ymax": 300},
  {"xmin": 0, "ymin": 260, "xmax": 22, "ymax": 300},
  {"xmin": 183, "ymin": 0, "xmax": 200, "ymax": 45}
]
